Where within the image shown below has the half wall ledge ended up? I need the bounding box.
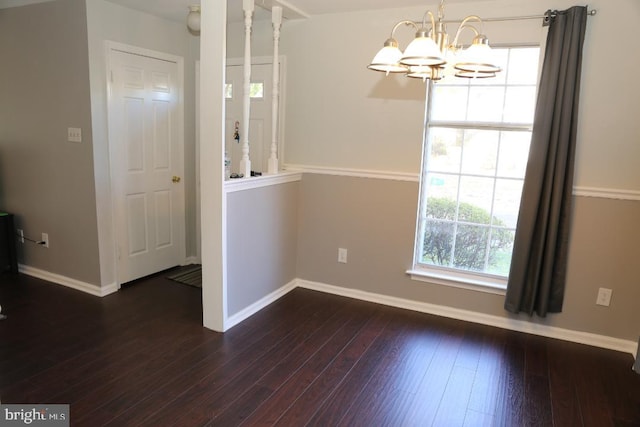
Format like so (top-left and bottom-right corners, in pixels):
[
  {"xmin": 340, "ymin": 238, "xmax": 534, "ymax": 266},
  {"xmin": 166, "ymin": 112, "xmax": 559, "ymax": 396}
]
[{"xmin": 224, "ymin": 171, "xmax": 302, "ymax": 193}]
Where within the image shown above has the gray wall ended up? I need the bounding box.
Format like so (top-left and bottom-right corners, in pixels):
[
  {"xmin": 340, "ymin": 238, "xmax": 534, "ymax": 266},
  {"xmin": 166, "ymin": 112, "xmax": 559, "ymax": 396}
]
[
  {"xmin": 0, "ymin": 0, "xmax": 101, "ymax": 284},
  {"xmin": 280, "ymin": 0, "xmax": 640, "ymax": 190},
  {"xmin": 282, "ymin": 0, "xmax": 640, "ymax": 343},
  {"xmin": 297, "ymin": 174, "xmax": 640, "ymax": 342},
  {"xmin": 0, "ymin": 0, "xmax": 200, "ymax": 288},
  {"xmin": 226, "ymin": 182, "xmax": 299, "ymax": 316}
]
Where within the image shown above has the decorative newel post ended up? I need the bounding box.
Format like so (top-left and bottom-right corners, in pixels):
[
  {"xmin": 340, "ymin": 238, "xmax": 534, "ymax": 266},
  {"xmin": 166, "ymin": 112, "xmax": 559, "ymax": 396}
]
[
  {"xmin": 239, "ymin": 0, "xmax": 254, "ymax": 178},
  {"xmin": 267, "ymin": 6, "xmax": 283, "ymax": 175}
]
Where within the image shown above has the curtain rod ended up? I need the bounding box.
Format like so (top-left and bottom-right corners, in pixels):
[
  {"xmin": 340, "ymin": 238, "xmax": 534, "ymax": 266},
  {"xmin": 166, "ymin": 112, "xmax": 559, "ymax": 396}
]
[{"xmin": 434, "ymin": 9, "xmax": 596, "ymax": 25}]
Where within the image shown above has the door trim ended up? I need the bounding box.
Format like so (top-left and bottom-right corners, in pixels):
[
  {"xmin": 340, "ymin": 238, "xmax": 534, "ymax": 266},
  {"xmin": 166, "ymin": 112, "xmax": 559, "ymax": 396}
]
[{"xmin": 105, "ymin": 41, "xmax": 186, "ymax": 287}]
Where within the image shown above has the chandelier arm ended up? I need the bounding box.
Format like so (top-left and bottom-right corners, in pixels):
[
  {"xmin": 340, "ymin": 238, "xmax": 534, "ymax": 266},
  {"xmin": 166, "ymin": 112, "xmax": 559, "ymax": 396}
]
[
  {"xmin": 390, "ymin": 20, "xmax": 419, "ymax": 39},
  {"xmin": 452, "ymin": 16, "xmax": 482, "ymax": 47},
  {"xmin": 420, "ymin": 10, "xmax": 436, "ymax": 36},
  {"xmin": 422, "ymin": 10, "xmax": 436, "ymax": 37}
]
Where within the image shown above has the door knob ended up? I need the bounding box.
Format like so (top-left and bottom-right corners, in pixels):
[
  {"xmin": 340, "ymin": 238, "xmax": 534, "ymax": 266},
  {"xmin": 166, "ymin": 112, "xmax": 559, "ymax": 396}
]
[{"xmin": 172, "ymin": 176, "xmax": 181, "ymax": 183}]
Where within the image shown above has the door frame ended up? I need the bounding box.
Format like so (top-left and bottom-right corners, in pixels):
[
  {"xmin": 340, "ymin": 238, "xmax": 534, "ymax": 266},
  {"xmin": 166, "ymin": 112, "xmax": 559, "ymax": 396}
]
[{"xmin": 105, "ymin": 41, "xmax": 186, "ymax": 287}]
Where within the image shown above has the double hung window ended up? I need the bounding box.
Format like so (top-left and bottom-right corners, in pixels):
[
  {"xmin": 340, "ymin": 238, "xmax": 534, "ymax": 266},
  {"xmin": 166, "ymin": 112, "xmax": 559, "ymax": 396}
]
[{"xmin": 412, "ymin": 46, "xmax": 540, "ymax": 290}]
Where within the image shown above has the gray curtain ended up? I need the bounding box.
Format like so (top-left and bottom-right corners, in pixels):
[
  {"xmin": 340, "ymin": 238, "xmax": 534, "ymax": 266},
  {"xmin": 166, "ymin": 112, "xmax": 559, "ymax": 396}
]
[{"xmin": 504, "ymin": 6, "xmax": 588, "ymax": 317}]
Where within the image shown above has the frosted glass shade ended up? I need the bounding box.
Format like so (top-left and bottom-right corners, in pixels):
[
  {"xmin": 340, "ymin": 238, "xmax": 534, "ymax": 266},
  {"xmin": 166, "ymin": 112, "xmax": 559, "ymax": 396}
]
[
  {"xmin": 400, "ymin": 35, "xmax": 445, "ymax": 67},
  {"xmin": 368, "ymin": 42, "xmax": 407, "ymax": 73},
  {"xmin": 454, "ymin": 36, "xmax": 501, "ymax": 73}
]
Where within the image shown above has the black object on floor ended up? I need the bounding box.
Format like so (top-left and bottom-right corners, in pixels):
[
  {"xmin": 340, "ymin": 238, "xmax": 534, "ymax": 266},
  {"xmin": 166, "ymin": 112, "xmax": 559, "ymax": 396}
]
[{"xmin": 167, "ymin": 265, "xmax": 202, "ymax": 288}]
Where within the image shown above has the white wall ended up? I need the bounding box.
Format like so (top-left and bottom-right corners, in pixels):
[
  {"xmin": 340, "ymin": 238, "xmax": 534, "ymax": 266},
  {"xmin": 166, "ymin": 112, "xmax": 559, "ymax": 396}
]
[{"xmin": 86, "ymin": 0, "xmax": 199, "ymax": 286}]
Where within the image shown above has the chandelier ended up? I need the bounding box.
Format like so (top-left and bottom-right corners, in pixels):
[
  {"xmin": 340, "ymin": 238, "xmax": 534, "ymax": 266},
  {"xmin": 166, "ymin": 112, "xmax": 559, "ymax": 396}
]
[{"xmin": 368, "ymin": 0, "xmax": 501, "ymax": 81}]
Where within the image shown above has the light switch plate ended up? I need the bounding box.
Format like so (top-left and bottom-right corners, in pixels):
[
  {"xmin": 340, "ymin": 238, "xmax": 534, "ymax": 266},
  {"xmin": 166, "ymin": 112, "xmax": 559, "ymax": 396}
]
[{"xmin": 68, "ymin": 127, "xmax": 82, "ymax": 143}]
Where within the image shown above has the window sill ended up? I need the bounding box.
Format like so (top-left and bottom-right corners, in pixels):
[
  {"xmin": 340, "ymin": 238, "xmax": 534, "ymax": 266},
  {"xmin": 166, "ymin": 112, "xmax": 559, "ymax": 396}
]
[{"xmin": 406, "ymin": 268, "xmax": 507, "ymax": 296}]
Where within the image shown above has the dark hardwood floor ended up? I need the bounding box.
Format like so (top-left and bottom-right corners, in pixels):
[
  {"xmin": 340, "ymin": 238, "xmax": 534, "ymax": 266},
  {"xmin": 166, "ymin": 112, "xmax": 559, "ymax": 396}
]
[{"xmin": 1, "ymin": 270, "xmax": 638, "ymax": 426}]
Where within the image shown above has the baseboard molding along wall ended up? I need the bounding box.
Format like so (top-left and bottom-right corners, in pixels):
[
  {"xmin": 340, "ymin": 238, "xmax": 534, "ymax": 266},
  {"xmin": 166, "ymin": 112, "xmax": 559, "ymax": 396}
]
[
  {"xmin": 21, "ymin": 264, "xmax": 637, "ymax": 359},
  {"xmin": 225, "ymin": 279, "xmax": 298, "ymax": 330},
  {"xmin": 296, "ymin": 279, "xmax": 639, "ymax": 359},
  {"xmin": 19, "ymin": 264, "xmax": 118, "ymax": 297},
  {"xmin": 183, "ymin": 256, "xmax": 200, "ymax": 266}
]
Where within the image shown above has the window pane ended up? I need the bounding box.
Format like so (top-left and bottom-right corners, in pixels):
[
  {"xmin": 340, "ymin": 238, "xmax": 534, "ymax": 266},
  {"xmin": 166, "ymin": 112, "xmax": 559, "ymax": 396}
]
[
  {"xmin": 453, "ymin": 224, "xmax": 488, "ymax": 272},
  {"xmin": 428, "ymin": 128, "xmax": 463, "ymax": 173},
  {"xmin": 507, "ymin": 48, "xmax": 540, "ymax": 85},
  {"xmin": 227, "ymin": 82, "xmax": 264, "ymax": 99},
  {"xmin": 432, "ymin": 86, "xmax": 468, "ymax": 121},
  {"xmin": 467, "ymin": 87, "xmax": 505, "ymax": 122},
  {"xmin": 503, "ymin": 86, "xmax": 536, "ymax": 123},
  {"xmin": 461, "ymin": 130, "xmax": 499, "ymax": 176},
  {"xmin": 492, "ymin": 179, "xmax": 524, "ymax": 228},
  {"xmin": 497, "ymin": 131, "xmax": 531, "ymax": 178},
  {"xmin": 486, "ymin": 232, "xmax": 515, "ymax": 276},
  {"xmin": 250, "ymin": 82, "xmax": 264, "ymax": 98},
  {"xmin": 425, "ymin": 173, "xmax": 459, "ymax": 201},
  {"xmin": 458, "ymin": 176, "xmax": 494, "ymax": 222},
  {"xmin": 422, "ymin": 219, "xmax": 454, "ymax": 266}
]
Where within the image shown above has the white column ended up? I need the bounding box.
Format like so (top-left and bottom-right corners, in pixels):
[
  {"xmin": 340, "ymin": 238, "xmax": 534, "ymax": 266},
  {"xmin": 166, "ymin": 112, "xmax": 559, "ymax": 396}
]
[
  {"xmin": 267, "ymin": 6, "xmax": 283, "ymax": 175},
  {"xmin": 200, "ymin": 0, "xmax": 227, "ymax": 332},
  {"xmin": 238, "ymin": 0, "xmax": 254, "ymax": 178}
]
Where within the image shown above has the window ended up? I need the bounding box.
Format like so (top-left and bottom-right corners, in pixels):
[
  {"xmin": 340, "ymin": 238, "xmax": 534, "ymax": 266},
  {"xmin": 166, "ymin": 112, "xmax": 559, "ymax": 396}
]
[
  {"xmin": 249, "ymin": 82, "xmax": 264, "ymax": 99},
  {"xmin": 224, "ymin": 82, "xmax": 264, "ymax": 99},
  {"xmin": 412, "ymin": 46, "xmax": 540, "ymax": 290}
]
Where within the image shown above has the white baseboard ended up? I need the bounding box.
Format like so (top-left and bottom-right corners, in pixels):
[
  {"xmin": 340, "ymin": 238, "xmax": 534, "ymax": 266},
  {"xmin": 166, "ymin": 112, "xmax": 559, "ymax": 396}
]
[
  {"xmin": 296, "ymin": 279, "xmax": 638, "ymax": 358},
  {"xmin": 19, "ymin": 264, "xmax": 118, "ymax": 297},
  {"xmin": 183, "ymin": 256, "xmax": 200, "ymax": 266},
  {"xmin": 17, "ymin": 265, "xmax": 637, "ymax": 359},
  {"xmin": 225, "ymin": 279, "xmax": 298, "ymax": 330}
]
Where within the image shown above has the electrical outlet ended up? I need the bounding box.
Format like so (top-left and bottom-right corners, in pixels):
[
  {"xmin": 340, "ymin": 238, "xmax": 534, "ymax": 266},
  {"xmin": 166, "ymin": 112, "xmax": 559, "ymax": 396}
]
[
  {"xmin": 338, "ymin": 248, "xmax": 348, "ymax": 264},
  {"xmin": 67, "ymin": 127, "xmax": 82, "ymax": 143},
  {"xmin": 596, "ymin": 287, "xmax": 612, "ymax": 306},
  {"xmin": 17, "ymin": 229, "xmax": 24, "ymax": 243},
  {"xmin": 41, "ymin": 232, "xmax": 49, "ymax": 248}
]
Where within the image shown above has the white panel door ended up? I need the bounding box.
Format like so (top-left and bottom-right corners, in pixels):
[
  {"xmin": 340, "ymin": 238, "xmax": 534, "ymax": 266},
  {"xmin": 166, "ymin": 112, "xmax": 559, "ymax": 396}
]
[
  {"xmin": 225, "ymin": 63, "xmax": 273, "ymax": 174},
  {"xmin": 109, "ymin": 49, "xmax": 185, "ymax": 284}
]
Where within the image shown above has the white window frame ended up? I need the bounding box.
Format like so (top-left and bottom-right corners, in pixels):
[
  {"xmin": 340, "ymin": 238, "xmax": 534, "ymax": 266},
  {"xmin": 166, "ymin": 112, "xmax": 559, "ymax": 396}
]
[{"xmin": 408, "ymin": 45, "xmax": 541, "ymax": 295}]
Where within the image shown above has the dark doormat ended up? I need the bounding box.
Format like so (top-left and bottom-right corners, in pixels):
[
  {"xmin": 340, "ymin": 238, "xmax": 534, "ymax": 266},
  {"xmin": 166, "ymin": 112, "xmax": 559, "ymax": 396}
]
[{"xmin": 168, "ymin": 265, "xmax": 202, "ymax": 288}]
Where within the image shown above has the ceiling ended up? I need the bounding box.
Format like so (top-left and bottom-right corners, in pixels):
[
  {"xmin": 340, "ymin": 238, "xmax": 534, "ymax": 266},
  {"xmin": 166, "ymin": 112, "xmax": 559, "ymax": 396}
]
[
  {"xmin": 103, "ymin": 0, "xmax": 436, "ymax": 23},
  {"xmin": 106, "ymin": 0, "xmax": 495, "ymax": 23},
  {"xmin": 0, "ymin": 0, "xmax": 491, "ymax": 23},
  {"xmin": 1, "ymin": 0, "xmax": 502, "ymax": 24}
]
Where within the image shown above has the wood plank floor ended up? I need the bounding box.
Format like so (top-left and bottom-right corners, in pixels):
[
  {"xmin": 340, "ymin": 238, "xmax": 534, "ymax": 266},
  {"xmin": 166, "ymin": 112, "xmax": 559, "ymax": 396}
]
[{"xmin": 1, "ymin": 269, "xmax": 638, "ymax": 426}]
